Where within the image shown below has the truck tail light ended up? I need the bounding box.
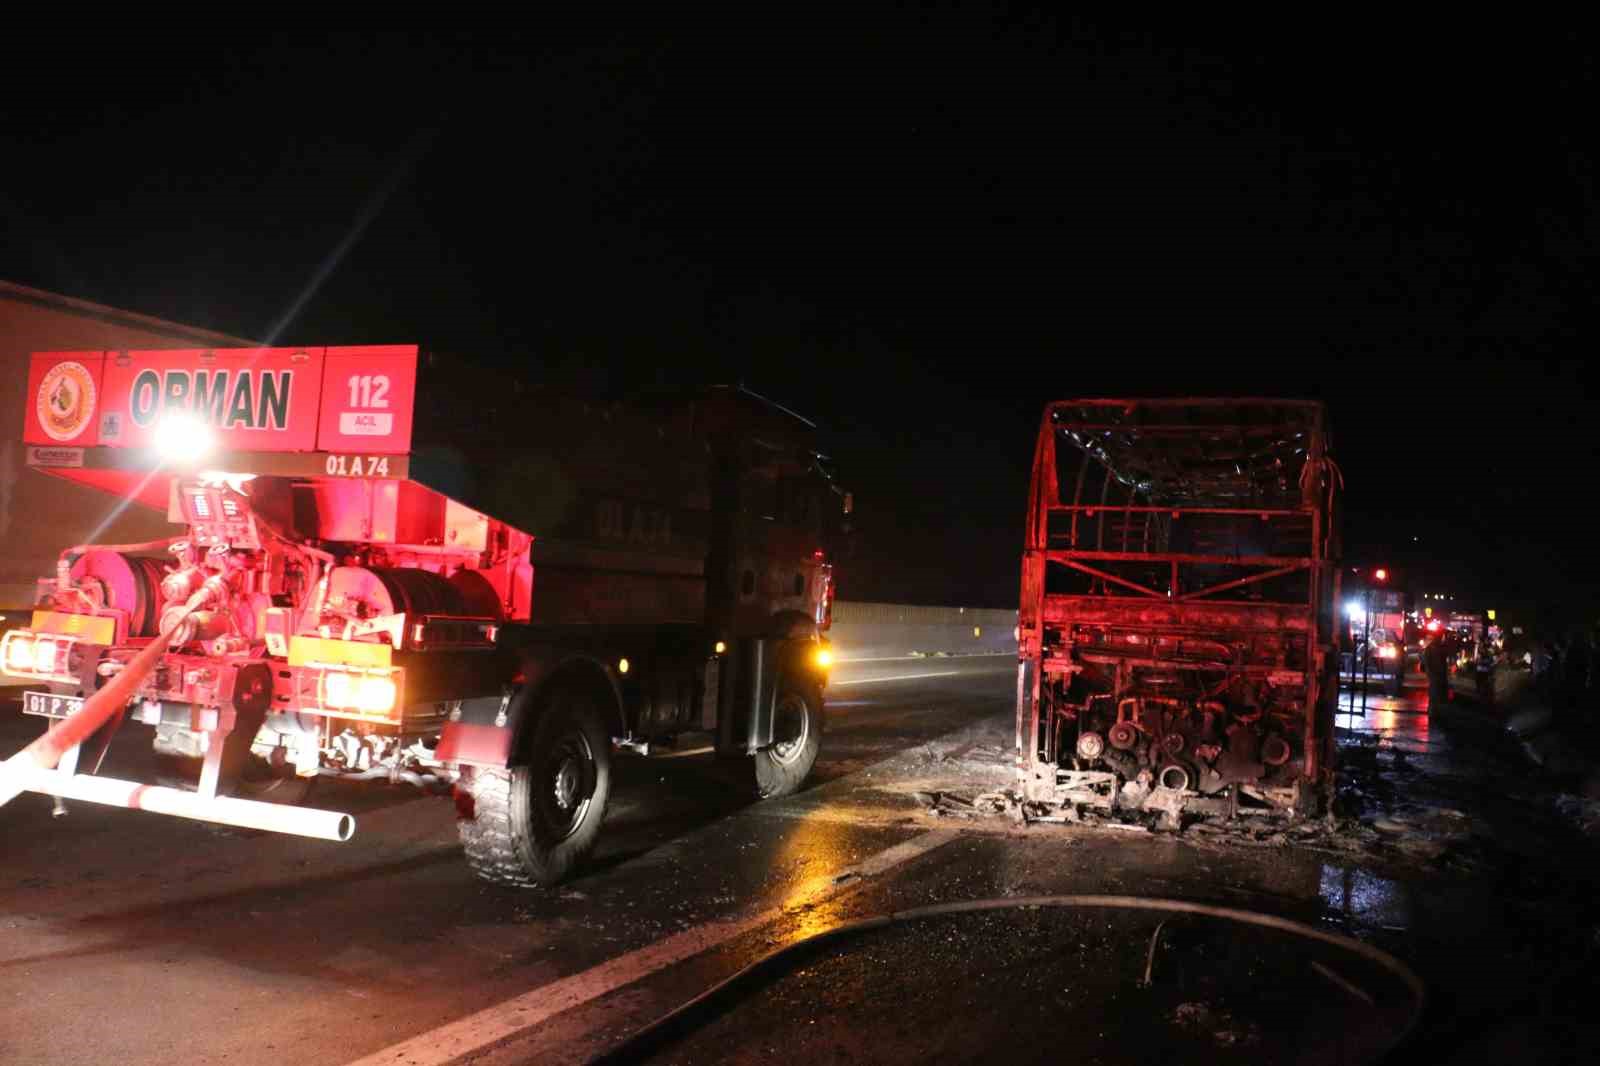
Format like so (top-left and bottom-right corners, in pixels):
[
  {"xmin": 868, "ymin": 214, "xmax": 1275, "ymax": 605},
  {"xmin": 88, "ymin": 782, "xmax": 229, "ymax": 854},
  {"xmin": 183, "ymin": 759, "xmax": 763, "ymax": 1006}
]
[
  {"xmin": 4, "ymin": 632, "xmax": 37, "ymax": 673},
  {"xmin": 31, "ymin": 639, "xmax": 59, "ymax": 674},
  {"xmin": 1, "ymin": 631, "xmax": 83, "ymax": 682},
  {"xmin": 356, "ymin": 676, "xmax": 397, "ymax": 714},
  {"xmin": 322, "ymin": 669, "xmax": 355, "ymax": 708},
  {"xmin": 313, "ymin": 665, "xmax": 401, "ymax": 715}
]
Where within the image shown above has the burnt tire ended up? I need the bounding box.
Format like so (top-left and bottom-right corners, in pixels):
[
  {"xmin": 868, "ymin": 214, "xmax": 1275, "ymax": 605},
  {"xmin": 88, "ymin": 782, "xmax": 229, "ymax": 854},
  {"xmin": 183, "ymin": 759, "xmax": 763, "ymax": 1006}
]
[
  {"xmin": 751, "ymin": 686, "xmax": 821, "ymax": 799},
  {"xmin": 459, "ymin": 691, "xmax": 612, "ymax": 888}
]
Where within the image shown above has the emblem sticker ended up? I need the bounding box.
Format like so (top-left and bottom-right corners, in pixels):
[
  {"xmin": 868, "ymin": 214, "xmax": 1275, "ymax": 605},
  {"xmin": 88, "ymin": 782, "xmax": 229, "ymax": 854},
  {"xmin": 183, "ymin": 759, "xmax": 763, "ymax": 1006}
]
[{"xmin": 36, "ymin": 361, "xmax": 97, "ymax": 442}]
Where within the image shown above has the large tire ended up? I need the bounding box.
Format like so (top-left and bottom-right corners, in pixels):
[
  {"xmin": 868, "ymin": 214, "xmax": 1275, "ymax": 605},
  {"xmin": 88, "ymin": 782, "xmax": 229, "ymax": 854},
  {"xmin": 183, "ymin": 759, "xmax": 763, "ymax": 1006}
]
[
  {"xmin": 459, "ymin": 689, "xmax": 612, "ymax": 888},
  {"xmin": 752, "ymin": 685, "xmax": 821, "ymax": 798}
]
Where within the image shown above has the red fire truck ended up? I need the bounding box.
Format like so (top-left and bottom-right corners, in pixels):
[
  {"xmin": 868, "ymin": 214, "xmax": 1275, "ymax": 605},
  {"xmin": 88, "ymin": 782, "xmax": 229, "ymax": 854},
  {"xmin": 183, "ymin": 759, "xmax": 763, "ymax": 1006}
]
[{"xmin": 1, "ymin": 346, "xmax": 842, "ymax": 886}]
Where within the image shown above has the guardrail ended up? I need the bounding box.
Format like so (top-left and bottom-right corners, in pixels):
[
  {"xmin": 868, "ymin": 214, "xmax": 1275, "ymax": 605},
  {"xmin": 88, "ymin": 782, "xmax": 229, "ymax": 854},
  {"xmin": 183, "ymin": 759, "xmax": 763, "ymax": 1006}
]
[{"xmin": 829, "ymin": 600, "xmax": 1018, "ymax": 661}]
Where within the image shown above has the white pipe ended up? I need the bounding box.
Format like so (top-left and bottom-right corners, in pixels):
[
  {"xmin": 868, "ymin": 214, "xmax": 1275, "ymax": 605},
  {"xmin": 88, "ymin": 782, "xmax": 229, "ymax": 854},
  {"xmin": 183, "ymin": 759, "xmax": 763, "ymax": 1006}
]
[
  {"xmin": 0, "ymin": 575, "xmax": 232, "ymax": 810},
  {"xmin": 16, "ymin": 768, "xmax": 355, "ymax": 842}
]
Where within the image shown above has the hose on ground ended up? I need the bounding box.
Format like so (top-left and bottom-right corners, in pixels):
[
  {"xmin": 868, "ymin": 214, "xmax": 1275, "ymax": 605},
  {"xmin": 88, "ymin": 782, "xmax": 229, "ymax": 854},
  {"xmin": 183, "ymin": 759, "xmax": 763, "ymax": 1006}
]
[
  {"xmin": 317, "ymin": 766, "xmax": 454, "ymax": 792},
  {"xmin": 589, "ymin": 895, "xmax": 1426, "ymax": 1065}
]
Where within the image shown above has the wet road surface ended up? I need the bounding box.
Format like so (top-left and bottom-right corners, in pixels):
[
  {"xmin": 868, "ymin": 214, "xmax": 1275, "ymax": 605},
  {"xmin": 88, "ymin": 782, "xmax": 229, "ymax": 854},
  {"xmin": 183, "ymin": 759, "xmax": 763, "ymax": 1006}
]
[
  {"xmin": 1336, "ymin": 670, "xmax": 1437, "ymax": 759},
  {"xmin": 621, "ymin": 906, "xmax": 1419, "ymax": 1065},
  {"xmin": 0, "ymin": 657, "xmax": 1011, "ymax": 1065},
  {"xmin": 4, "ymin": 659, "xmax": 1598, "ymax": 1065}
]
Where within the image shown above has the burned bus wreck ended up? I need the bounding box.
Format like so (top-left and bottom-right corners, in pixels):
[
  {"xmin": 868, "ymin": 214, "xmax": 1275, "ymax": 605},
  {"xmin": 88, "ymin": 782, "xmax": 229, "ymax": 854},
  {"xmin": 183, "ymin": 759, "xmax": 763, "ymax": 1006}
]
[{"xmin": 1016, "ymin": 399, "xmax": 1342, "ymax": 822}]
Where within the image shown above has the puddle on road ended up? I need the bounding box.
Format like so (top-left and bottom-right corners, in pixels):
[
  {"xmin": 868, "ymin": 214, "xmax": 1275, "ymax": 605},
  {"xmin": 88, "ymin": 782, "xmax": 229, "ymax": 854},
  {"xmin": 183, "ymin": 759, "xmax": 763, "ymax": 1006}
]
[
  {"xmin": 1319, "ymin": 865, "xmax": 1411, "ymax": 930},
  {"xmin": 1336, "ymin": 685, "xmax": 1438, "ymax": 755}
]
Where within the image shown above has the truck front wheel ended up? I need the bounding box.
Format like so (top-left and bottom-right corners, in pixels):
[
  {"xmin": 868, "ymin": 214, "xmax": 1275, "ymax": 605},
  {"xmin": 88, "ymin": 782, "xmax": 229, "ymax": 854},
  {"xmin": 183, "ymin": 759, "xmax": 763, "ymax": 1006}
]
[
  {"xmin": 752, "ymin": 686, "xmax": 821, "ymax": 798},
  {"xmin": 459, "ymin": 691, "xmax": 612, "ymax": 888}
]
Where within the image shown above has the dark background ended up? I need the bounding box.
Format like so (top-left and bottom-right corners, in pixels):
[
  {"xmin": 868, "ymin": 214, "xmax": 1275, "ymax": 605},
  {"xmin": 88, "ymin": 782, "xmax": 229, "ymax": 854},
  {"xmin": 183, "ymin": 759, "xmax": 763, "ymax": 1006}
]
[{"xmin": 3, "ymin": 16, "xmax": 1593, "ymax": 620}]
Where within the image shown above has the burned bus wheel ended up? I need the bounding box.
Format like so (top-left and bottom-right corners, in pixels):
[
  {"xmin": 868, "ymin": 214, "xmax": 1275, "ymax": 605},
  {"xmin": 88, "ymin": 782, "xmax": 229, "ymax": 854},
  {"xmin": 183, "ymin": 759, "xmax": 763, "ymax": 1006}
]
[
  {"xmin": 459, "ymin": 691, "xmax": 612, "ymax": 888},
  {"xmin": 753, "ymin": 686, "xmax": 821, "ymax": 799}
]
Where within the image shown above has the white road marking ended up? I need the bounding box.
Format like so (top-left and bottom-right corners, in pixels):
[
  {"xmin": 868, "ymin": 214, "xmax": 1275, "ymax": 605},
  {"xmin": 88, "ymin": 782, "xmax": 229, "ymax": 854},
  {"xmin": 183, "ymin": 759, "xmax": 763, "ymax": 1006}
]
[
  {"xmin": 832, "ymin": 670, "xmax": 971, "ymax": 685},
  {"xmin": 835, "ymin": 652, "xmax": 1011, "ymax": 664},
  {"xmin": 836, "ymin": 830, "xmax": 958, "ymax": 877},
  {"xmin": 343, "ymin": 829, "xmax": 959, "ymax": 1066}
]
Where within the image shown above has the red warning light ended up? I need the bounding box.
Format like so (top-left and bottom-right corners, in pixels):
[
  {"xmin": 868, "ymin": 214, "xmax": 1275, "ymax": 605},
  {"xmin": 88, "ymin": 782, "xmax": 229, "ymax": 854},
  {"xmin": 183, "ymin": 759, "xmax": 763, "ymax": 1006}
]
[{"xmin": 1374, "ymin": 568, "xmax": 1388, "ymax": 582}]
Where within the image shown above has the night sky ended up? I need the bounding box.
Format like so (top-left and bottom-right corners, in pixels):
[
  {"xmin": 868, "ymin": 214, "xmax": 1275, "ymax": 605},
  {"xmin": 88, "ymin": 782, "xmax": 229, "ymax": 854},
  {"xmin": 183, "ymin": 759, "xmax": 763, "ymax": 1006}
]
[{"xmin": 3, "ymin": 19, "xmax": 1594, "ymax": 620}]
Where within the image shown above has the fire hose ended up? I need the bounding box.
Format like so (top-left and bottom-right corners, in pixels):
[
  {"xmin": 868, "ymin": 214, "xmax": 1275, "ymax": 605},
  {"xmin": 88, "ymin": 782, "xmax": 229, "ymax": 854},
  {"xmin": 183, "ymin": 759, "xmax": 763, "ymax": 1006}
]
[
  {"xmin": 0, "ymin": 620, "xmax": 178, "ymax": 809},
  {"xmin": 0, "ymin": 580, "xmax": 355, "ymax": 841},
  {"xmin": 589, "ymin": 895, "xmax": 1426, "ymax": 1064},
  {"xmin": 317, "ymin": 765, "xmax": 454, "ymax": 792}
]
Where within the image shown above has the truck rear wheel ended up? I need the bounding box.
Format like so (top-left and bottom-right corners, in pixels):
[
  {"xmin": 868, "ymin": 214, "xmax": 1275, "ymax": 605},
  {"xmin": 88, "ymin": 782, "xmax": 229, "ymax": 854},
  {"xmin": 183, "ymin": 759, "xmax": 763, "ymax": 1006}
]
[
  {"xmin": 752, "ymin": 686, "xmax": 821, "ymax": 798},
  {"xmin": 459, "ymin": 691, "xmax": 612, "ymax": 888}
]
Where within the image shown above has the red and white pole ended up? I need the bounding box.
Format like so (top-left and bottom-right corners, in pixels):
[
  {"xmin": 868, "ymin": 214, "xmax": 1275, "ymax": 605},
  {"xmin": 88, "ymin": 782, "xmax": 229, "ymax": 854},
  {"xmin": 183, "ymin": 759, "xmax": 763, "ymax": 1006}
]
[
  {"xmin": 0, "ymin": 628, "xmax": 177, "ymax": 808},
  {"xmin": 0, "ymin": 575, "xmax": 220, "ymax": 809}
]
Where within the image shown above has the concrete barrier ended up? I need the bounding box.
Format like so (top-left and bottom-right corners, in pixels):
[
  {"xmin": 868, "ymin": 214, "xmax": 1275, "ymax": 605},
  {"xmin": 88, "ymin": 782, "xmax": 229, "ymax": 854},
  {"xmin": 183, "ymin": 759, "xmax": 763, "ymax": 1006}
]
[
  {"xmin": 828, "ymin": 600, "xmax": 1017, "ymax": 661},
  {"xmin": 2, "ymin": 599, "xmax": 1017, "ymax": 692}
]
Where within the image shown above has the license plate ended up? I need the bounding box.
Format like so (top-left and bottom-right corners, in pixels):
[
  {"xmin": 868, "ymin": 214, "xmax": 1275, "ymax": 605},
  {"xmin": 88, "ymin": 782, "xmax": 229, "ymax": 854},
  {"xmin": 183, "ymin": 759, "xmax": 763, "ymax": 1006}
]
[{"xmin": 22, "ymin": 691, "xmax": 82, "ymax": 719}]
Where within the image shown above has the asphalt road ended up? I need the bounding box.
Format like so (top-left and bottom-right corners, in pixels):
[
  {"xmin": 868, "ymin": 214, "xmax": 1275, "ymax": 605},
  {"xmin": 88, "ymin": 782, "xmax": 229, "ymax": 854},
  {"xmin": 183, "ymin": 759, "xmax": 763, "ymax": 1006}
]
[
  {"xmin": 0, "ymin": 655, "xmax": 1014, "ymax": 1066},
  {"xmin": 5, "ymin": 660, "xmax": 1592, "ymax": 1065}
]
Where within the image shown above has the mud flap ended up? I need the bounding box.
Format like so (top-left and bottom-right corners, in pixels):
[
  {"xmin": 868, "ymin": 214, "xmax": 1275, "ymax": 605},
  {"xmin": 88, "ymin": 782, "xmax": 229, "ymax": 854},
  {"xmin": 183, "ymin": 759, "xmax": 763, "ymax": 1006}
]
[
  {"xmin": 435, "ymin": 694, "xmax": 517, "ymax": 768},
  {"xmin": 715, "ymin": 637, "xmax": 778, "ymax": 756}
]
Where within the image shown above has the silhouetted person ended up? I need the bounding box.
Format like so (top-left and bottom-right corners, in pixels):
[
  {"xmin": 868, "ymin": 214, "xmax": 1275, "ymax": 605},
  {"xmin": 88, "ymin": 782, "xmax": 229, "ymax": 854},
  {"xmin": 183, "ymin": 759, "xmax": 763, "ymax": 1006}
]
[
  {"xmin": 1474, "ymin": 643, "xmax": 1497, "ymax": 707},
  {"xmin": 1424, "ymin": 634, "xmax": 1450, "ymax": 712},
  {"xmin": 1532, "ymin": 638, "xmax": 1555, "ymax": 704}
]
